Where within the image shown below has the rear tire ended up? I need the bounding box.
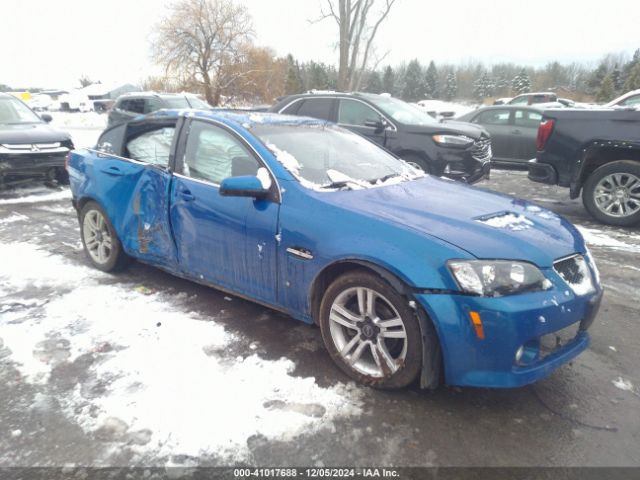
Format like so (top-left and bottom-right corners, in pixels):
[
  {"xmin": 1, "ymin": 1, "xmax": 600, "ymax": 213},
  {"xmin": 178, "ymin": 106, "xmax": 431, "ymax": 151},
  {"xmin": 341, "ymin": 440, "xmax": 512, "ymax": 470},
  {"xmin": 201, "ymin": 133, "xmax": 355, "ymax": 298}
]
[
  {"xmin": 79, "ymin": 201, "xmax": 131, "ymax": 272},
  {"xmin": 582, "ymin": 160, "xmax": 640, "ymax": 226},
  {"xmin": 319, "ymin": 270, "xmax": 424, "ymax": 389}
]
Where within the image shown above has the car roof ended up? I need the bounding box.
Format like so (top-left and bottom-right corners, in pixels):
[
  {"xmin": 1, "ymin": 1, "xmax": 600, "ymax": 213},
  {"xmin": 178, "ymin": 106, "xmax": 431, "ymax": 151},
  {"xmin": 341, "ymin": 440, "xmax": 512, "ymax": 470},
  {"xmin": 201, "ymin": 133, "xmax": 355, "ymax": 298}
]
[
  {"xmin": 117, "ymin": 92, "xmax": 191, "ymax": 99},
  {"xmin": 512, "ymin": 92, "xmax": 556, "ymax": 97},
  {"xmin": 475, "ymin": 105, "xmax": 545, "ymax": 111}
]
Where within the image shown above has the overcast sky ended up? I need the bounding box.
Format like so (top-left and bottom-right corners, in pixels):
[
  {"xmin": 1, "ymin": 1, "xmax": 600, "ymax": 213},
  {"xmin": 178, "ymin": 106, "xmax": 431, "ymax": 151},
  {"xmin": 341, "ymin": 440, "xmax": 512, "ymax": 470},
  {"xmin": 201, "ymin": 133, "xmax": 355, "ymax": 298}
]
[{"xmin": 1, "ymin": 0, "xmax": 638, "ymax": 89}]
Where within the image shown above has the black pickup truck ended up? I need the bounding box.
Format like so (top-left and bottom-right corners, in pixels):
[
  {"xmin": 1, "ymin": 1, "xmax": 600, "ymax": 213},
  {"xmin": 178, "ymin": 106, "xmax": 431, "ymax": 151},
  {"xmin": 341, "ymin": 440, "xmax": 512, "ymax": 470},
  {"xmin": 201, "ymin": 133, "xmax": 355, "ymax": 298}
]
[{"xmin": 529, "ymin": 107, "xmax": 640, "ymax": 226}]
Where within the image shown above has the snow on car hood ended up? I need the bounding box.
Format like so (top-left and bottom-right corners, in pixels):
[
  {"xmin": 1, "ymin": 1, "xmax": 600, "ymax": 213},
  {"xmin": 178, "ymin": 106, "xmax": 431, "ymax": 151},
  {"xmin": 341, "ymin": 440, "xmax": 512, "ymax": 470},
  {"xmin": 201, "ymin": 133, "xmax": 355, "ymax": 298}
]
[
  {"xmin": 0, "ymin": 122, "xmax": 71, "ymax": 145},
  {"xmin": 320, "ymin": 176, "xmax": 585, "ymax": 268}
]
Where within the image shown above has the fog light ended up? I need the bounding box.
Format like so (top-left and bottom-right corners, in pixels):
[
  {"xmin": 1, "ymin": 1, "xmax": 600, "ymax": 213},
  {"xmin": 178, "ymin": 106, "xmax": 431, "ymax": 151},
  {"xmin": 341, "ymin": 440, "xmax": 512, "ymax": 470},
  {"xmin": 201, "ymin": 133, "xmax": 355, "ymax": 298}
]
[{"xmin": 515, "ymin": 346, "xmax": 524, "ymax": 363}]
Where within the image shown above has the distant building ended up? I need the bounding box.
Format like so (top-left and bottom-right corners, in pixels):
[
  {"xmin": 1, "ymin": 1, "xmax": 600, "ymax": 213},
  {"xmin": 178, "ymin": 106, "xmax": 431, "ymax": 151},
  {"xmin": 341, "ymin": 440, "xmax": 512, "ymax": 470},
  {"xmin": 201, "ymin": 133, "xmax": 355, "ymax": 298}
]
[{"xmin": 80, "ymin": 83, "xmax": 141, "ymax": 100}]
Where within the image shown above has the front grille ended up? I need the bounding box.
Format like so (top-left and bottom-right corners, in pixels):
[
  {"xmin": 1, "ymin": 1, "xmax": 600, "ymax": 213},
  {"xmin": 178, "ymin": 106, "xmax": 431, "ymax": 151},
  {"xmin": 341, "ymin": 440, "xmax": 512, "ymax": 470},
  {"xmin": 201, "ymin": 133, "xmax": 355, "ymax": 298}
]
[
  {"xmin": 471, "ymin": 136, "xmax": 492, "ymax": 162},
  {"xmin": 553, "ymin": 254, "xmax": 594, "ymax": 295},
  {"xmin": 539, "ymin": 322, "xmax": 581, "ymax": 358},
  {"xmin": 0, "ymin": 143, "xmax": 69, "ymax": 155}
]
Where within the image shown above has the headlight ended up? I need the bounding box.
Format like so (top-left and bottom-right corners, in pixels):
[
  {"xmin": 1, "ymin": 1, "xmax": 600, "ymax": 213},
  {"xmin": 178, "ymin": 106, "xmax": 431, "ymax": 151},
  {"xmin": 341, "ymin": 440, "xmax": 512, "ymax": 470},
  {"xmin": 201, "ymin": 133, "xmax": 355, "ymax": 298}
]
[
  {"xmin": 432, "ymin": 134, "xmax": 474, "ymax": 147},
  {"xmin": 448, "ymin": 260, "xmax": 552, "ymax": 297}
]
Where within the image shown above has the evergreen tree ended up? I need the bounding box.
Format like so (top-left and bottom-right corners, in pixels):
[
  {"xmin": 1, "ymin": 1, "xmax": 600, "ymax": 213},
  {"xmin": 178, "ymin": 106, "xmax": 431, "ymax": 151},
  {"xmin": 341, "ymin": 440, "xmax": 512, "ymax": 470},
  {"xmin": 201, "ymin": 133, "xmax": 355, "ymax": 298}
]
[
  {"xmin": 402, "ymin": 60, "xmax": 425, "ymax": 102},
  {"xmin": 512, "ymin": 69, "xmax": 531, "ymax": 94},
  {"xmin": 495, "ymin": 75, "xmax": 510, "ymax": 97},
  {"xmin": 365, "ymin": 71, "xmax": 383, "ymax": 93},
  {"xmin": 596, "ymin": 74, "xmax": 615, "ymax": 102},
  {"xmin": 382, "ymin": 66, "xmax": 395, "ymax": 94},
  {"xmin": 588, "ymin": 63, "xmax": 608, "ymax": 94},
  {"xmin": 444, "ymin": 71, "xmax": 457, "ymax": 101},
  {"xmin": 284, "ymin": 54, "xmax": 303, "ymax": 95},
  {"xmin": 623, "ymin": 63, "xmax": 640, "ymax": 91},
  {"xmin": 611, "ymin": 64, "xmax": 623, "ymax": 93},
  {"xmin": 306, "ymin": 61, "xmax": 330, "ymax": 91},
  {"xmin": 424, "ymin": 61, "xmax": 438, "ymax": 99},
  {"xmin": 622, "ymin": 49, "xmax": 640, "ymax": 88},
  {"xmin": 474, "ymin": 72, "xmax": 495, "ymax": 99}
]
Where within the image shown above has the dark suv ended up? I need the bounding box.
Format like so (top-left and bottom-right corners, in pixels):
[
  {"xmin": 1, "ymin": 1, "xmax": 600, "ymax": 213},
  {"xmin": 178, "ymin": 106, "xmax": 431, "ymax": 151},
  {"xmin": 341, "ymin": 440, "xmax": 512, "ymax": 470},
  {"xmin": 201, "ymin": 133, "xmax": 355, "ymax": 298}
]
[
  {"xmin": 270, "ymin": 92, "xmax": 491, "ymax": 183},
  {"xmin": 0, "ymin": 93, "xmax": 73, "ymax": 188},
  {"xmin": 108, "ymin": 92, "xmax": 211, "ymax": 126}
]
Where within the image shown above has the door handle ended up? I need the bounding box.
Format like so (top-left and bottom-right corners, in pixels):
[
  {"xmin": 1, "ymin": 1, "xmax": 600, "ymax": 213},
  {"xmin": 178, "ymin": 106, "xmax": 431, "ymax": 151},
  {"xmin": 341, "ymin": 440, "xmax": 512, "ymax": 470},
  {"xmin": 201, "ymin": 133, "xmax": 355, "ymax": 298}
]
[
  {"xmin": 511, "ymin": 129, "xmax": 522, "ymax": 135},
  {"xmin": 179, "ymin": 189, "xmax": 195, "ymax": 202},
  {"xmin": 101, "ymin": 166, "xmax": 123, "ymax": 176}
]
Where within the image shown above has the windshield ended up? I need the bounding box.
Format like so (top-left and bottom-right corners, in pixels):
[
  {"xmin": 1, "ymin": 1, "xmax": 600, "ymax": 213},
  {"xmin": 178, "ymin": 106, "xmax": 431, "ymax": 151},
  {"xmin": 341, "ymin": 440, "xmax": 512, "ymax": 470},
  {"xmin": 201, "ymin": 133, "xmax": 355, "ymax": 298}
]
[
  {"xmin": 163, "ymin": 97, "xmax": 191, "ymax": 109},
  {"xmin": 0, "ymin": 96, "xmax": 42, "ymax": 124},
  {"xmin": 252, "ymin": 123, "xmax": 423, "ymax": 190},
  {"xmin": 365, "ymin": 95, "xmax": 437, "ymax": 126}
]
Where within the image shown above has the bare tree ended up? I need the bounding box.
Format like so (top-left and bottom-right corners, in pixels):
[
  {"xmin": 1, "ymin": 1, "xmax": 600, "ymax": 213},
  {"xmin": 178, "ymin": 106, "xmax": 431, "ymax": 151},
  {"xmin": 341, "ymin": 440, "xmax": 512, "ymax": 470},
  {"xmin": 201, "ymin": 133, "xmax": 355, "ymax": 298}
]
[
  {"xmin": 151, "ymin": 0, "xmax": 253, "ymax": 105},
  {"xmin": 79, "ymin": 75, "xmax": 94, "ymax": 88},
  {"xmin": 318, "ymin": 0, "xmax": 397, "ymax": 91}
]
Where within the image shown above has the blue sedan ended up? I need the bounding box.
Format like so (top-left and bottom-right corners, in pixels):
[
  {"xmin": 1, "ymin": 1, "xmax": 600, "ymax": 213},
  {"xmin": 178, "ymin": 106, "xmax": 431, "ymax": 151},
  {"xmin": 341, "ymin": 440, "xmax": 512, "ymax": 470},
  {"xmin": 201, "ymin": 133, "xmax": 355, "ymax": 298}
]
[{"xmin": 67, "ymin": 110, "xmax": 603, "ymax": 389}]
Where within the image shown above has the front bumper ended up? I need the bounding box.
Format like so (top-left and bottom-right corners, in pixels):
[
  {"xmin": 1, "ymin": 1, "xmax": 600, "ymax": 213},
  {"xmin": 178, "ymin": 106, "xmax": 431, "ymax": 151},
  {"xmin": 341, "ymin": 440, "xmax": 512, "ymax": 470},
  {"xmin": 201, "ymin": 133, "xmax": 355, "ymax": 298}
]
[
  {"xmin": 415, "ymin": 273, "xmax": 602, "ymax": 388},
  {"xmin": 0, "ymin": 152, "xmax": 67, "ymax": 185}
]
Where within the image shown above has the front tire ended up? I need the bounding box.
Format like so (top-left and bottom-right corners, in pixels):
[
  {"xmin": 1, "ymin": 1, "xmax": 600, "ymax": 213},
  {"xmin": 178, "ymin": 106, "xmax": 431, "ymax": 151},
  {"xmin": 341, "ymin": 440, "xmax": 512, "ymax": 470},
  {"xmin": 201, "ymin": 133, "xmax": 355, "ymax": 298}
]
[
  {"xmin": 79, "ymin": 201, "xmax": 130, "ymax": 272},
  {"xmin": 582, "ymin": 160, "xmax": 640, "ymax": 226},
  {"xmin": 319, "ymin": 270, "xmax": 423, "ymax": 389},
  {"xmin": 401, "ymin": 153, "xmax": 430, "ymax": 173}
]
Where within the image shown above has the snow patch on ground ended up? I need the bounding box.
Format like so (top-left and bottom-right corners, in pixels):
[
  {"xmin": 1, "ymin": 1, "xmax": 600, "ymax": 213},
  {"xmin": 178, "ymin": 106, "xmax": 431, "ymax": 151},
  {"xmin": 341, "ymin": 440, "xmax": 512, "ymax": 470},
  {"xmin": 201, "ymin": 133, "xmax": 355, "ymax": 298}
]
[
  {"xmin": 50, "ymin": 112, "xmax": 108, "ymax": 130},
  {"xmin": 577, "ymin": 226, "xmax": 640, "ymax": 253},
  {"xmin": 0, "ymin": 212, "xmax": 29, "ymax": 225},
  {"xmin": 0, "ymin": 189, "xmax": 71, "ymax": 205},
  {"xmin": 612, "ymin": 377, "xmax": 634, "ymax": 392},
  {"xmin": 477, "ymin": 213, "xmax": 534, "ymax": 231},
  {"xmin": 0, "ymin": 242, "xmax": 363, "ymax": 462}
]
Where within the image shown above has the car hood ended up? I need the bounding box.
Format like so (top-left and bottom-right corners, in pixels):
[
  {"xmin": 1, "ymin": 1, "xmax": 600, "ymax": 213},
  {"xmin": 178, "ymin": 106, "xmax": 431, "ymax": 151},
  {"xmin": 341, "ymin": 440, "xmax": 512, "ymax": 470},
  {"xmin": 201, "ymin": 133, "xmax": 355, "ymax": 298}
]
[
  {"xmin": 0, "ymin": 122, "xmax": 71, "ymax": 145},
  {"xmin": 320, "ymin": 176, "xmax": 584, "ymax": 267},
  {"xmin": 402, "ymin": 120, "xmax": 488, "ymax": 140}
]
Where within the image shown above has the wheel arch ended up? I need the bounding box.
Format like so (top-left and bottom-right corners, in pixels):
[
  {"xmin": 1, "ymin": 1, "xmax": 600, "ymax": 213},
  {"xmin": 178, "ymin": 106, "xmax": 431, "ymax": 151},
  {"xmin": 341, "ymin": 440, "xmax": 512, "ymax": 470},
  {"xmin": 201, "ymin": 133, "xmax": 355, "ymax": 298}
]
[
  {"xmin": 309, "ymin": 259, "xmax": 443, "ymax": 389},
  {"xmin": 573, "ymin": 142, "xmax": 640, "ymax": 197}
]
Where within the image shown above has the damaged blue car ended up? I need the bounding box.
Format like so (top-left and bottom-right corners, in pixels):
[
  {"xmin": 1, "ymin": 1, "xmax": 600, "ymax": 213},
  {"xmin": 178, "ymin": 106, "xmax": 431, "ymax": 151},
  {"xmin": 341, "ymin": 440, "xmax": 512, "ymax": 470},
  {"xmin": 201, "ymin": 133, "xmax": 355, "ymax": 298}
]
[{"xmin": 67, "ymin": 110, "xmax": 603, "ymax": 389}]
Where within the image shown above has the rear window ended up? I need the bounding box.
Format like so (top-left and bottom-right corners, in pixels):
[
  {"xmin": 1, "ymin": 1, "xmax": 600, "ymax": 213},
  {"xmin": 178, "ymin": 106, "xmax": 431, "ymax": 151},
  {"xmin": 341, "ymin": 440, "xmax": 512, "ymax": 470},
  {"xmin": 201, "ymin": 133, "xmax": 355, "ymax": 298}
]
[{"xmin": 296, "ymin": 98, "xmax": 333, "ymax": 121}]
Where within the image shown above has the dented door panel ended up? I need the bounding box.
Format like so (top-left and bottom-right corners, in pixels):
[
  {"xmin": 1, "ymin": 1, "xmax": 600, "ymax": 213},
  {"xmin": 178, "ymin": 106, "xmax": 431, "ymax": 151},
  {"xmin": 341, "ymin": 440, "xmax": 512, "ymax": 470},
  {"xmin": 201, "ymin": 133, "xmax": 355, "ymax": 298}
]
[{"xmin": 85, "ymin": 154, "xmax": 177, "ymax": 267}]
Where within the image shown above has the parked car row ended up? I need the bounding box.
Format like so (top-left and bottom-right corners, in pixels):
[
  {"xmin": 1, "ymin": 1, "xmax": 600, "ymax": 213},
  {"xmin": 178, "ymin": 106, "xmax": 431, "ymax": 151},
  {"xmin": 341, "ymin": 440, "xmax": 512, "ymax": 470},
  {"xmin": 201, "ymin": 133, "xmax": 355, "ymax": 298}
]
[{"xmin": 269, "ymin": 92, "xmax": 491, "ymax": 183}]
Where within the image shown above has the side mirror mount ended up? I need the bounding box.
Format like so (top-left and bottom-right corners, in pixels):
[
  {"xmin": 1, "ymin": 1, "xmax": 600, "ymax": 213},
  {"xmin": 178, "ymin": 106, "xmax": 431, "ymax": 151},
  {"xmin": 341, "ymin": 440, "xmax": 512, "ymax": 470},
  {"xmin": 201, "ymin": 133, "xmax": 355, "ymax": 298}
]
[
  {"xmin": 364, "ymin": 118, "xmax": 387, "ymax": 133},
  {"xmin": 220, "ymin": 175, "xmax": 270, "ymax": 199},
  {"xmin": 40, "ymin": 113, "xmax": 53, "ymax": 123}
]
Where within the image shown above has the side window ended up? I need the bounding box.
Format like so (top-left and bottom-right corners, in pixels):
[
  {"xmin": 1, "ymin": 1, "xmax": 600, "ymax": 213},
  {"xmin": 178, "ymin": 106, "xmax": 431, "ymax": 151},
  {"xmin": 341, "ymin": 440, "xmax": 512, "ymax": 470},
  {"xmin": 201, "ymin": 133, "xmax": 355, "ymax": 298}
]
[
  {"xmin": 145, "ymin": 98, "xmax": 163, "ymax": 113},
  {"xmin": 514, "ymin": 110, "xmax": 543, "ymax": 128},
  {"xmin": 621, "ymin": 95, "xmax": 640, "ymax": 106},
  {"xmin": 338, "ymin": 99, "xmax": 382, "ymax": 127},
  {"xmin": 281, "ymin": 99, "xmax": 303, "ymax": 115},
  {"xmin": 117, "ymin": 99, "xmax": 129, "ymax": 111},
  {"xmin": 125, "ymin": 127, "xmax": 175, "ymax": 167},
  {"xmin": 296, "ymin": 98, "xmax": 333, "ymax": 121},
  {"xmin": 182, "ymin": 121, "xmax": 260, "ymax": 185},
  {"xmin": 123, "ymin": 98, "xmax": 145, "ymax": 114},
  {"xmin": 476, "ymin": 109, "xmax": 510, "ymax": 125}
]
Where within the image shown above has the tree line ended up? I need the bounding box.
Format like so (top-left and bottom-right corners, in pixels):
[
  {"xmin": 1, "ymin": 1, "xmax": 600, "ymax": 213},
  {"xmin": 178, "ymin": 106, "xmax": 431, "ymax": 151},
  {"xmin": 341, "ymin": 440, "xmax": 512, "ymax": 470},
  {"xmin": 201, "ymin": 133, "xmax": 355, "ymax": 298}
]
[{"xmin": 8, "ymin": 0, "xmax": 637, "ymax": 107}]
